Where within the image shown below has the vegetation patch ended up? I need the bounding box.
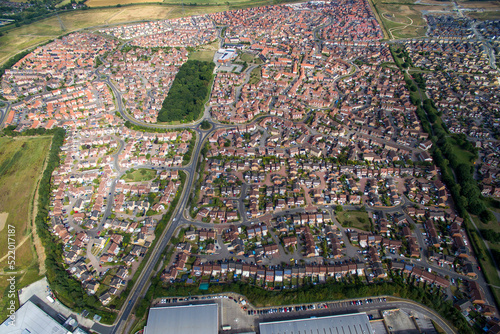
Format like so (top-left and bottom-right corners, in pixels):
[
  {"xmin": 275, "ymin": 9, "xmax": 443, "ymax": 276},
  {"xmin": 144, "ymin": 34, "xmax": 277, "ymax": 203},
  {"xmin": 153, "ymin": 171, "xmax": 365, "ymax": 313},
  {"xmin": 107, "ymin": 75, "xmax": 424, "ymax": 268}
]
[
  {"xmin": 122, "ymin": 168, "xmax": 157, "ymax": 182},
  {"xmin": 335, "ymin": 210, "xmax": 371, "ymax": 231},
  {"xmin": 157, "ymin": 60, "xmax": 215, "ymax": 123},
  {"xmin": 189, "ymin": 50, "xmax": 216, "ymax": 62},
  {"xmin": 0, "ymin": 136, "xmax": 51, "ymax": 270}
]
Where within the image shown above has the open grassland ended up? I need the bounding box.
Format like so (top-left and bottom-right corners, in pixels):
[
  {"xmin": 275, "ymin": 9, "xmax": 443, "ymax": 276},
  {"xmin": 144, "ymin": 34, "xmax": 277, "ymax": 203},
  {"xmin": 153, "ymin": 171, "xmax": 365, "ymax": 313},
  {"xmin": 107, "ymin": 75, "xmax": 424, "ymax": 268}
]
[
  {"xmin": 0, "ymin": 137, "xmax": 51, "ymax": 271},
  {"xmin": 375, "ymin": 2, "xmax": 427, "ymax": 38}
]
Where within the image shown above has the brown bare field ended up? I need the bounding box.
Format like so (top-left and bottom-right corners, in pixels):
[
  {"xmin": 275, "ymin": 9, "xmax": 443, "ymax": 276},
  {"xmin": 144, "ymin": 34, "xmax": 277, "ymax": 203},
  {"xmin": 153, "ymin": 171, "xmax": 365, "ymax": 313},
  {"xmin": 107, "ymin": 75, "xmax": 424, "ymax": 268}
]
[
  {"xmin": 457, "ymin": 0, "xmax": 500, "ymax": 8},
  {"xmin": 469, "ymin": 10, "xmax": 500, "ymax": 20},
  {"xmin": 86, "ymin": 0, "xmax": 161, "ymax": 6},
  {"xmin": 415, "ymin": 0, "xmax": 453, "ymax": 5},
  {"xmin": 0, "ymin": 213, "xmax": 8, "ymax": 232},
  {"xmin": 377, "ymin": 2, "xmax": 427, "ymax": 38},
  {"xmin": 414, "ymin": 4, "xmax": 453, "ymax": 11}
]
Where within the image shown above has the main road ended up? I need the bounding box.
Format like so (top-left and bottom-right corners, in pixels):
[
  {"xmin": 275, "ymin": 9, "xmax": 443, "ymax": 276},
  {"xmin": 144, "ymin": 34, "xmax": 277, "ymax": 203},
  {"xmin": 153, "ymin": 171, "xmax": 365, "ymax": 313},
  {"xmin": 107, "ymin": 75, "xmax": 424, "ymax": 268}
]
[{"xmin": 91, "ymin": 79, "xmax": 218, "ymax": 332}]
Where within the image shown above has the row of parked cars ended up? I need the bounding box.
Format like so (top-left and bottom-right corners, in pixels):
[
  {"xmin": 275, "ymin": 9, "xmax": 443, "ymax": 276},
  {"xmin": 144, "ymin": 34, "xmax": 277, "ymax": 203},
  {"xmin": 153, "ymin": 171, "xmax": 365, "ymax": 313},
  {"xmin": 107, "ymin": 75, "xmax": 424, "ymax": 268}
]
[
  {"xmin": 247, "ymin": 297, "xmax": 387, "ymax": 316},
  {"xmin": 248, "ymin": 303, "xmax": 329, "ymax": 315}
]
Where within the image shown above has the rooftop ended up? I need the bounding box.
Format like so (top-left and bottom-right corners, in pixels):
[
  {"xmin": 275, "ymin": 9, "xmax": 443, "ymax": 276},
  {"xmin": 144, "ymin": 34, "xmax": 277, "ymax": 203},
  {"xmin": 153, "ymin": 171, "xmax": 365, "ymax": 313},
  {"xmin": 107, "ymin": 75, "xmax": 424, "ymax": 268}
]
[
  {"xmin": 144, "ymin": 303, "xmax": 218, "ymax": 334},
  {"xmin": 259, "ymin": 313, "xmax": 373, "ymax": 334},
  {"xmin": 0, "ymin": 300, "xmax": 71, "ymax": 334}
]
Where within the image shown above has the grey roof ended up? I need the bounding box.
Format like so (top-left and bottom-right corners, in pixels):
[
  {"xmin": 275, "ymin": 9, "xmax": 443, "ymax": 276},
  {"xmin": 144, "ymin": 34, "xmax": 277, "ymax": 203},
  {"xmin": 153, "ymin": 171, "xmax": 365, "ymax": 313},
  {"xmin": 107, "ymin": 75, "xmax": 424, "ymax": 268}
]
[
  {"xmin": 144, "ymin": 303, "xmax": 218, "ymax": 334},
  {"xmin": 0, "ymin": 301, "xmax": 69, "ymax": 334},
  {"xmin": 259, "ymin": 313, "xmax": 373, "ymax": 334}
]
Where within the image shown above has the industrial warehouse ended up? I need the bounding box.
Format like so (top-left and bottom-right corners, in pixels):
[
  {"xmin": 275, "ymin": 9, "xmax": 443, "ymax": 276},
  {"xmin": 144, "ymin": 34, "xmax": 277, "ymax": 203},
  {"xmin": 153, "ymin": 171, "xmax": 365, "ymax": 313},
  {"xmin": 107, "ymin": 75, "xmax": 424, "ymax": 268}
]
[
  {"xmin": 143, "ymin": 303, "xmax": 219, "ymax": 334},
  {"xmin": 259, "ymin": 313, "xmax": 374, "ymax": 334}
]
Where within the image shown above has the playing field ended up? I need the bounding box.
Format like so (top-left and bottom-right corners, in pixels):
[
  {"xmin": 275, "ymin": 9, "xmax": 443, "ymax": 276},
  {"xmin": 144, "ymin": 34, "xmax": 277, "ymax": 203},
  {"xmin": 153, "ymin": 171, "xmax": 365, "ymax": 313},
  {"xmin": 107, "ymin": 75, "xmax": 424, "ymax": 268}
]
[{"xmin": 0, "ymin": 136, "xmax": 51, "ymax": 271}]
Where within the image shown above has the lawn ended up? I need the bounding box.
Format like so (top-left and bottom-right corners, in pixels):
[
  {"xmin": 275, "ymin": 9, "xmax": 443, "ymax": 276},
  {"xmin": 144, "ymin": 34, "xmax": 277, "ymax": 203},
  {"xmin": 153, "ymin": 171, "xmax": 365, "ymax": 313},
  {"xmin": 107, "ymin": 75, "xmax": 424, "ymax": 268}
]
[
  {"xmin": 122, "ymin": 168, "xmax": 157, "ymax": 182},
  {"xmin": 239, "ymin": 52, "xmax": 263, "ymax": 64},
  {"xmin": 335, "ymin": 210, "xmax": 371, "ymax": 231},
  {"xmin": 248, "ymin": 66, "xmax": 262, "ymax": 85},
  {"xmin": 189, "ymin": 50, "xmax": 216, "ymax": 62}
]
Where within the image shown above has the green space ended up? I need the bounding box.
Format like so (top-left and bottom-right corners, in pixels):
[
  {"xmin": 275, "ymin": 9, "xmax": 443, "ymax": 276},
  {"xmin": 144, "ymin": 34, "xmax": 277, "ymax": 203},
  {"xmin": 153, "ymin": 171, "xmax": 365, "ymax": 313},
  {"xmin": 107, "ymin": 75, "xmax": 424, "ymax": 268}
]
[
  {"xmin": 335, "ymin": 210, "xmax": 371, "ymax": 231},
  {"xmin": 121, "ymin": 168, "xmax": 157, "ymax": 182},
  {"xmin": 239, "ymin": 52, "xmax": 263, "ymax": 64},
  {"xmin": 157, "ymin": 60, "xmax": 215, "ymax": 123},
  {"xmin": 248, "ymin": 66, "xmax": 262, "ymax": 85},
  {"xmin": 0, "ymin": 136, "xmax": 51, "ymax": 272},
  {"xmin": 372, "ymin": 0, "xmax": 427, "ymax": 39},
  {"xmin": 189, "ymin": 50, "xmax": 216, "ymax": 62}
]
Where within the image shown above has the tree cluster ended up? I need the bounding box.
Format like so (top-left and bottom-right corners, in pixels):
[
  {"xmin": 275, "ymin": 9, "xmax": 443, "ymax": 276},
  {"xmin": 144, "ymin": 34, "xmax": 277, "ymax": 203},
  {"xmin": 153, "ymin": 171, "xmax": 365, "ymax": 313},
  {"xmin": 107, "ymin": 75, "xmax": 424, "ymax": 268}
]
[{"xmin": 157, "ymin": 60, "xmax": 215, "ymax": 123}]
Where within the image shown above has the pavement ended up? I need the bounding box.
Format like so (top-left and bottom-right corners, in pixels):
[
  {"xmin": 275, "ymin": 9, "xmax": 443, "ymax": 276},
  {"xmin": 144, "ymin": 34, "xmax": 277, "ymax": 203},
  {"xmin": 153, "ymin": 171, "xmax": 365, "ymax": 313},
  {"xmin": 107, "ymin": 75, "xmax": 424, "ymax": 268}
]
[{"xmin": 18, "ymin": 277, "xmax": 96, "ymax": 331}]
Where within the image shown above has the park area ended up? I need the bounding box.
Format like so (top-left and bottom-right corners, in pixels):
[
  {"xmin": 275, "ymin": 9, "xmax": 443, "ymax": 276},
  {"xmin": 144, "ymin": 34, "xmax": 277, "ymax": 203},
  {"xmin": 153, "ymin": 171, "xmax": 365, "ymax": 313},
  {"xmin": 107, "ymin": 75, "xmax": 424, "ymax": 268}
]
[
  {"xmin": 335, "ymin": 210, "xmax": 372, "ymax": 231},
  {"xmin": 0, "ymin": 136, "xmax": 51, "ymax": 321},
  {"xmin": 122, "ymin": 168, "xmax": 157, "ymax": 182}
]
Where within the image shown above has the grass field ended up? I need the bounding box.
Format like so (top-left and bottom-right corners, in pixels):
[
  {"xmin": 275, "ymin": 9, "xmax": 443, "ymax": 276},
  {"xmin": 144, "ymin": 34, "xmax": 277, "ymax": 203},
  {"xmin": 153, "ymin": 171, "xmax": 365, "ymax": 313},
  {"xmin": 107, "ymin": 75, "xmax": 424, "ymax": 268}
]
[
  {"xmin": 0, "ymin": 137, "xmax": 50, "ymax": 322},
  {"xmin": 122, "ymin": 168, "xmax": 157, "ymax": 182},
  {"xmin": 189, "ymin": 50, "xmax": 216, "ymax": 62},
  {"xmin": 239, "ymin": 52, "xmax": 263, "ymax": 64},
  {"xmin": 373, "ymin": 0, "xmax": 427, "ymax": 39},
  {"xmin": 335, "ymin": 210, "xmax": 371, "ymax": 231},
  {"xmin": 0, "ymin": 137, "xmax": 51, "ymax": 270},
  {"xmin": 248, "ymin": 66, "xmax": 262, "ymax": 85}
]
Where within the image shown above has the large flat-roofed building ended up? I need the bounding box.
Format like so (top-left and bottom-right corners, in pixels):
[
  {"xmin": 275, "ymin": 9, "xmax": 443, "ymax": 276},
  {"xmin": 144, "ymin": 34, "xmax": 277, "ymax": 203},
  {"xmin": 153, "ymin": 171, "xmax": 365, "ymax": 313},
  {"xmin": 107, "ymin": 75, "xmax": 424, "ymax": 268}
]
[
  {"xmin": 0, "ymin": 300, "xmax": 72, "ymax": 334},
  {"xmin": 259, "ymin": 313, "xmax": 374, "ymax": 334},
  {"xmin": 144, "ymin": 303, "xmax": 218, "ymax": 334}
]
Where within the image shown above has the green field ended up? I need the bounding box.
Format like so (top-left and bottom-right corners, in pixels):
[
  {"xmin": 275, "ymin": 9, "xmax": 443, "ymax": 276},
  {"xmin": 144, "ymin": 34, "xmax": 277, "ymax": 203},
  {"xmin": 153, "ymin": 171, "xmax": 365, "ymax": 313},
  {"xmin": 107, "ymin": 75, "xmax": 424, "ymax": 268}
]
[
  {"xmin": 122, "ymin": 168, "xmax": 157, "ymax": 182},
  {"xmin": 0, "ymin": 137, "xmax": 50, "ymax": 321},
  {"xmin": 335, "ymin": 210, "xmax": 371, "ymax": 231},
  {"xmin": 0, "ymin": 137, "xmax": 51, "ymax": 268},
  {"xmin": 189, "ymin": 50, "xmax": 216, "ymax": 62},
  {"xmin": 248, "ymin": 66, "xmax": 262, "ymax": 85}
]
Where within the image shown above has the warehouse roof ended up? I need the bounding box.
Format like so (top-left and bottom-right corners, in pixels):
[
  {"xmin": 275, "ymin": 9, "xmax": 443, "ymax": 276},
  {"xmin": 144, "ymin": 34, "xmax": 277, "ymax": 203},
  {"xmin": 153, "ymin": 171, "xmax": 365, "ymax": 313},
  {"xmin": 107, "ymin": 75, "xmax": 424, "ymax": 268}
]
[
  {"xmin": 259, "ymin": 313, "xmax": 373, "ymax": 334},
  {"xmin": 144, "ymin": 303, "xmax": 218, "ymax": 334},
  {"xmin": 0, "ymin": 301, "xmax": 70, "ymax": 334}
]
